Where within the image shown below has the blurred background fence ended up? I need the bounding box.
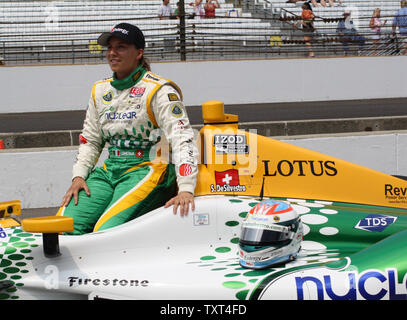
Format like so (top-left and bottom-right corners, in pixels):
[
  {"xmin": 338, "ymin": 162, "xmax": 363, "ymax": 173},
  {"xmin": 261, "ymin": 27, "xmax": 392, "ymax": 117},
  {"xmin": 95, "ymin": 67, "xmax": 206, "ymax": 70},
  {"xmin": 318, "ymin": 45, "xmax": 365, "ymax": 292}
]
[{"xmin": 0, "ymin": 0, "xmax": 405, "ymax": 65}]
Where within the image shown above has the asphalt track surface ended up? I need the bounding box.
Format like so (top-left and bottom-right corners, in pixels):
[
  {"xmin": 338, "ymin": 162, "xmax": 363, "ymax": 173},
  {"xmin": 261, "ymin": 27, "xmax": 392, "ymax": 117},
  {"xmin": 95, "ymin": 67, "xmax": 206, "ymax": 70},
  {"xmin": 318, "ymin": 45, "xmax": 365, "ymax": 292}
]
[{"xmin": 1, "ymin": 97, "xmax": 407, "ymax": 133}]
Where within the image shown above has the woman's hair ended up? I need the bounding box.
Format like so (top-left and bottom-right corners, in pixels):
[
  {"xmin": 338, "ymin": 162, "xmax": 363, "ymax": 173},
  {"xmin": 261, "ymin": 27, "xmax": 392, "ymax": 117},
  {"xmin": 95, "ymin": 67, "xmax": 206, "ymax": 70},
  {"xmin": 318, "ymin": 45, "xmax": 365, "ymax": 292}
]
[
  {"xmin": 139, "ymin": 55, "xmax": 151, "ymax": 71},
  {"xmin": 303, "ymin": 2, "xmax": 312, "ymax": 11},
  {"xmin": 373, "ymin": 8, "xmax": 380, "ymax": 17},
  {"xmin": 133, "ymin": 42, "xmax": 150, "ymax": 71}
]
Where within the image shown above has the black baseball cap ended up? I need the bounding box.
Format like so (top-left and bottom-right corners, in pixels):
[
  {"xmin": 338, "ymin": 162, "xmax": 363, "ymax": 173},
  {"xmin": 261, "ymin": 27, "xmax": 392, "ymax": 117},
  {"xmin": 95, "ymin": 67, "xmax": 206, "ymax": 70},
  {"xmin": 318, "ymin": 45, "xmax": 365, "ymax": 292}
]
[{"xmin": 97, "ymin": 23, "xmax": 145, "ymax": 49}]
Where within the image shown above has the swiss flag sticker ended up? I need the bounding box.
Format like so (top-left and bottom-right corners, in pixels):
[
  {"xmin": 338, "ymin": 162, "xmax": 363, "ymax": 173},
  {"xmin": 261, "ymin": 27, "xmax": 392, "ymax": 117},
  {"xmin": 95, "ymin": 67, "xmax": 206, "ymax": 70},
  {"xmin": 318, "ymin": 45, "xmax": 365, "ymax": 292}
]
[{"xmin": 215, "ymin": 169, "xmax": 240, "ymax": 186}]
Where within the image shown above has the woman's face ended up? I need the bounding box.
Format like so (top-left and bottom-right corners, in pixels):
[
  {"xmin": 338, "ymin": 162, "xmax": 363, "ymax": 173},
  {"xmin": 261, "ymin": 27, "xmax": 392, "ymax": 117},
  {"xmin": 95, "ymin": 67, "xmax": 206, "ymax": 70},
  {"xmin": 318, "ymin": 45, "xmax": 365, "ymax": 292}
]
[{"xmin": 106, "ymin": 36, "xmax": 143, "ymax": 79}]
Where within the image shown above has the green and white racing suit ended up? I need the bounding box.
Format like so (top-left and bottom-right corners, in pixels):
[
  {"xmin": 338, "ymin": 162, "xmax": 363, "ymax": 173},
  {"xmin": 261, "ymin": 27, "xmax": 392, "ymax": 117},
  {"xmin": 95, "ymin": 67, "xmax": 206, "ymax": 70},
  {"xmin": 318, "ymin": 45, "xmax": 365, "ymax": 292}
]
[{"xmin": 57, "ymin": 66, "xmax": 198, "ymax": 234}]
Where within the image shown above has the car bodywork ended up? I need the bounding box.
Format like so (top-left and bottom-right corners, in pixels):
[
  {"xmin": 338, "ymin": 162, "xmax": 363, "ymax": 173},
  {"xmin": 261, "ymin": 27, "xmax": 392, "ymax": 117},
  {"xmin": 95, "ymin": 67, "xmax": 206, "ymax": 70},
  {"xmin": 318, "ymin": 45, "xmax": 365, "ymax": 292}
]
[{"xmin": 1, "ymin": 100, "xmax": 406, "ymax": 300}]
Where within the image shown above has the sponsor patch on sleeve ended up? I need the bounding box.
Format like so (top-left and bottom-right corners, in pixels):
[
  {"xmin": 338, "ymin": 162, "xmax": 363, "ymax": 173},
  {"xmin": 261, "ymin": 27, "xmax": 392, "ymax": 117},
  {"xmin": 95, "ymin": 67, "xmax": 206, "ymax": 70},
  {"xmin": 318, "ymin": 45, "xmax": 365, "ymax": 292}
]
[
  {"xmin": 168, "ymin": 93, "xmax": 180, "ymax": 102},
  {"xmin": 171, "ymin": 104, "xmax": 184, "ymax": 117},
  {"xmin": 79, "ymin": 135, "xmax": 88, "ymax": 145}
]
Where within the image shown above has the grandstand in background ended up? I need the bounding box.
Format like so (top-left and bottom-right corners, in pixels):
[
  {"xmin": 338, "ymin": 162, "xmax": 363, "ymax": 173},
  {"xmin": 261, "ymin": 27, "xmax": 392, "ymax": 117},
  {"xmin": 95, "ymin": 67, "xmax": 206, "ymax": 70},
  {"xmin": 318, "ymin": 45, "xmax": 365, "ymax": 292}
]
[{"xmin": 0, "ymin": 0, "xmax": 405, "ymax": 65}]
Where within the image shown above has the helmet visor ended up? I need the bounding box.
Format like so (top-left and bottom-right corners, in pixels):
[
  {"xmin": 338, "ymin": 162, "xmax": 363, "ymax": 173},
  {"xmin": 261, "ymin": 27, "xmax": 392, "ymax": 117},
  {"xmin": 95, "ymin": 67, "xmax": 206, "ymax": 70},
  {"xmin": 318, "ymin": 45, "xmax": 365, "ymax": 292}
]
[{"xmin": 239, "ymin": 226, "xmax": 294, "ymax": 246}]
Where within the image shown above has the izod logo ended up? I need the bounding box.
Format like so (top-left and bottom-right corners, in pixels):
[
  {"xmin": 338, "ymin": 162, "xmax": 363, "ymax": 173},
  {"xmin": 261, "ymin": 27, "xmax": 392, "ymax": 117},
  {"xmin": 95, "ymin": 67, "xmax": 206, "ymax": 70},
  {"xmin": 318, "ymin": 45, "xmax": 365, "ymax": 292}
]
[{"xmin": 262, "ymin": 160, "xmax": 338, "ymax": 177}]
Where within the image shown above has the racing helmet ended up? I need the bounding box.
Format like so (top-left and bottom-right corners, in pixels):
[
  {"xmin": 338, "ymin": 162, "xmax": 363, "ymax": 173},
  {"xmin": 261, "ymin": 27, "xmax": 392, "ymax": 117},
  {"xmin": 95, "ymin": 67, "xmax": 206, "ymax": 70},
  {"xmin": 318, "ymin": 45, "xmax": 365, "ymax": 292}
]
[{"xmin": 239, "ymin": 199, "xmax": 303, "ymax": 269}]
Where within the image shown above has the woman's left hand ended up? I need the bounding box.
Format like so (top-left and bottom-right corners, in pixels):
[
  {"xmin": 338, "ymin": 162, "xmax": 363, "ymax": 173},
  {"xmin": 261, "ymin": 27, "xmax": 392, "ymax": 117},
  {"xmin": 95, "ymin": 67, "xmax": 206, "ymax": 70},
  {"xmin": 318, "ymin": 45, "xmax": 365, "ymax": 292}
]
[{"xmin": 165, "ymin": 191, "xmax": 195, "ymax": 216}]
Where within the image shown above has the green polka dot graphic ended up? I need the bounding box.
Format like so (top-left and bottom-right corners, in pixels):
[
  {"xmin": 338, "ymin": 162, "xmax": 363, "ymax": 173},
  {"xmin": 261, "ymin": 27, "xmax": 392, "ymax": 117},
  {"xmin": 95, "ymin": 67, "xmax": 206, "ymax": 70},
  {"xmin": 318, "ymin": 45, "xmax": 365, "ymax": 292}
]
[
  {"xmin": 2, "ymin": 196, "xmax": 406, "ymax": 300},
  {"xmin": 0, "ymin": 227, "xmax": 41, "ymax": 300},
  {"xmin": 185, "ymin": 196, "xmax": 405, "ymax": 300},
  {"xmin": 186, "ymin": 197, "xmax": 278, "ymax": 300}
]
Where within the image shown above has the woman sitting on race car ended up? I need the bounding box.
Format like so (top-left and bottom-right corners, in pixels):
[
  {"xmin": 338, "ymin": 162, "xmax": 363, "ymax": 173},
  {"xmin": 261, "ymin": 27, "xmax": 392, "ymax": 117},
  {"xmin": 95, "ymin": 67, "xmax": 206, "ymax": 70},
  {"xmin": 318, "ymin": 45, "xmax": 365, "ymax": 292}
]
[{"xmin": 57, "ymin": 23, "xmax": 198, "ymax": 235}]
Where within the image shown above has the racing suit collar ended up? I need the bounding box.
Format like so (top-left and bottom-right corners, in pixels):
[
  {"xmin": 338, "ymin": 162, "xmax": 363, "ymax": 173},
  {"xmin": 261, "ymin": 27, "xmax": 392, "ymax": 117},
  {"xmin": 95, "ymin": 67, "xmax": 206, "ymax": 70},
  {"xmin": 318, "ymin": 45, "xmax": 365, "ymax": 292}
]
[{"xmin": 110, "ymin": 65, "xmax": 147, "ymax": 90}]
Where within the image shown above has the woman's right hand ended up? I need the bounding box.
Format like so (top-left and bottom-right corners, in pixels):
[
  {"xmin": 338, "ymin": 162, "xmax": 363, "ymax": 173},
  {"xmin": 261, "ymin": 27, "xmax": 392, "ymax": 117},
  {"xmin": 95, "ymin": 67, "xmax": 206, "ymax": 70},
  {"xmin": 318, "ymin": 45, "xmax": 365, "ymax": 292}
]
[{"xmin": 61, "ymin": 176, "xmax": 90, "ymax": 207}]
